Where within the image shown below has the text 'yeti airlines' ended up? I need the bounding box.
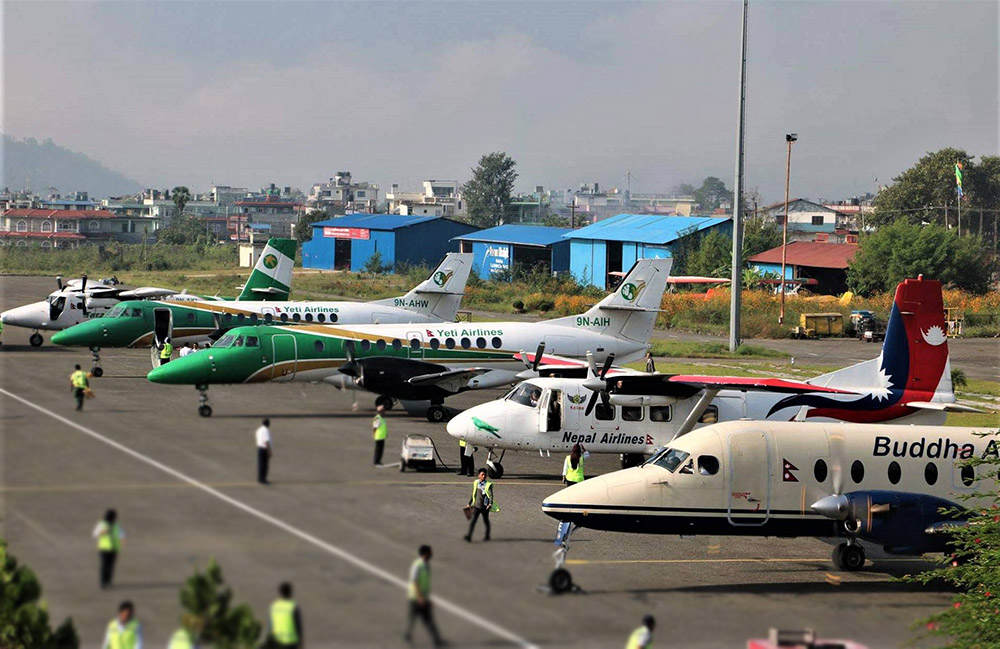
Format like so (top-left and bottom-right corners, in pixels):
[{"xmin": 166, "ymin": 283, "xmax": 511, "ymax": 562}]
[
  {"xmin": 448, "ymin": 276, "xmax": 974, "ymax": 472},
  {"xmin": 147, "ymin": 257, "xmax": 673, "ymax": 420}
]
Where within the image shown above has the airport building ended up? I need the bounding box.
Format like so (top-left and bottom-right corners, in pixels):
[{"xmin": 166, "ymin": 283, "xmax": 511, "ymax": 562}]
[
  {"xmin": 452, "ymin": 224, "xmax": 572, "ymax": 279},
  {"xmin": 302, "ymin": 213, "xmax": 478, "ymax": 272},
  {"xmin": 563, "ymin": 213, "xmax": 732, "ymax": 288},
  {"xmin": 748, "ymin": 240, "xmax": 858, "ymax": 294}
]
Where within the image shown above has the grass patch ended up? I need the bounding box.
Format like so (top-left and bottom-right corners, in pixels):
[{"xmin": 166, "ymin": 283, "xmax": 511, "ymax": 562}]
[
  {"xmin": 962, "ymin": 378, "xmax": 1000, "ymax": 398},
  {"xmin": 649, "ymin": 340, "xmax": 788, "ymax": 359},
  {"xmin": 945, "ymin": 410, "xmax": 1000, "ymax": 427}
]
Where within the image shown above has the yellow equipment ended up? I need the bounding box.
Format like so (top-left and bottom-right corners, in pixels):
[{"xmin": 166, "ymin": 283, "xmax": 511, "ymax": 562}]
[{"xmin": 799, "ymin": 312, "xmax": 844, "ymax": 337}]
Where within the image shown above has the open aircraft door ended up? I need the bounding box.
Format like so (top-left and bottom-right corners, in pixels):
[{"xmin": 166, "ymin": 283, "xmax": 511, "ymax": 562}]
[
  {"xmin": 726, "ymin": 430, "xmax": 771, "ymax": 526},
  {"xmin": 270, "ymin": 334, "xmax": 297, "ymax": 382},
  {"xmin": 150, "ymin": 307, "xmax": 174, "ymax": 367},
  {"xmin": 406, "ymin": 331, "xmax": 424, "ymax": 359},
  {"xmin": 537, "ymin": 389, "xmax": 563, "ymax": 433}
]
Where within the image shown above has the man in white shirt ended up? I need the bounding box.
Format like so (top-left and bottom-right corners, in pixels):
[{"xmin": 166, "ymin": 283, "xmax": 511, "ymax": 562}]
[
  {"xmin": 256, "ymin": 418, "xmax": 272, "ymax": 485},
  {"xmin": 179, "ymin": 344, "xmax": 191, "ymax": 358}
]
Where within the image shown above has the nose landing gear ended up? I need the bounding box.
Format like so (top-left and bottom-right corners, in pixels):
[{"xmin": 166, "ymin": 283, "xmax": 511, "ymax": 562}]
[
  {"xmin": 548, "ymin": 522, "xmax": 580, "ymax": 595},
  {"xmin": 833, "ymin": 540, "xmax": 866, "ymax": 571},
  {"xmin": 89, "ymin": 346, "xmax": 103, "ymax": 377},
  {"xmin": 197, "ymin": 384, "xmax": 212, "ymax": 417},
  {"xmin": 486, "ymin": 449, "xmax": 505, "ymax": 479},
  {"xmin": 29, "ymin": 332, "xmax": 44, "ymax": 347}
]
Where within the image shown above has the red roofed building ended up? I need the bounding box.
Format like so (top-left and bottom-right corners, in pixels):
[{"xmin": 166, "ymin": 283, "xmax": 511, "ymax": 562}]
[
  {"xmin": 0, "ymin": 208, "xmax": 116, "ymax": 248},
  {"xmin": 748, "ymin": 241, "xmax": 858, "ymax": 294}
]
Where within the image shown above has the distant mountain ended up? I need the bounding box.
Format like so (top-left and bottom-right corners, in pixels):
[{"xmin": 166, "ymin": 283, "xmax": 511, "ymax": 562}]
[{"xmin": 2, "ymin": 135, "xmax": 143, "ymax": 197}]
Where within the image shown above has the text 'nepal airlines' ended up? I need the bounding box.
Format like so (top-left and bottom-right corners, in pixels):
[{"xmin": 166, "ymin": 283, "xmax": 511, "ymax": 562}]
[
  {"xmin": 449, "ymin": 277, "xmax": 972, "ymax": 466},
  {"xmin": 147, "ymin": 258, "xmax": 674, "ymax": 420},
  {"xmin": 541, "ymin": 421, "xmax": 997, "ymax": 583}
]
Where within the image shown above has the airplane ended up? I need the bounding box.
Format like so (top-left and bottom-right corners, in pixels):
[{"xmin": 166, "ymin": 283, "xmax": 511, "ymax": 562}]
[
  {"xmin": 540, "ymin": 420, "xmax": 997, "ymax": 593},
  {"xmin": 146, "ymin": 258, "xmax": 674, "ymax": 420},
  {"xmin": 447, "ymin": 276, "xmax": 975, "ymax": 475}
]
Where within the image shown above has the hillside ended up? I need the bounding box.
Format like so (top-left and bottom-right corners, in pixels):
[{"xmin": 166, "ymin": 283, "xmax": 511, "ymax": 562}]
[{"xmin": 2, "ymin": 135, "xmax": 142, "ymax": 196}]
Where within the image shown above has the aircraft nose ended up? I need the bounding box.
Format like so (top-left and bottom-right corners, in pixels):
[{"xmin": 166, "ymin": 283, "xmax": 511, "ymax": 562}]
[
  {"xmin": 1, "ymin": 303, "xmax": 43, "ymax": 328},
  {"xmin": 446, "ymin": 413, "xmax": 467, "ymax": 439},
  {"xmin": 51, "ymin": 320, "xmax": 101, "ymax": 346},
  {"xmin": 147, "ymin": 353, "xmax": 211, "ymax": 385}
]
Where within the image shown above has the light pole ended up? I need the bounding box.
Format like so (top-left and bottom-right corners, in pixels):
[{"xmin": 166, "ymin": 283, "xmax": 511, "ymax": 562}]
[
  {"xmin": 778, "ymin": 132, "xmax": 797, "ymax": 325},
  {"xmin": 728, "ymin": 0, "xmax": 749, "ymax": 353}
]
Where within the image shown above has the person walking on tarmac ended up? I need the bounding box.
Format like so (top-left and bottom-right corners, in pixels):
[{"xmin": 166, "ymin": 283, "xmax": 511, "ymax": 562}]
[
  {"xmin": 626, "ymin": 615, "xmax": 656, "ymax": 649},
  {"xmin": 268, "ymin": 582, "xmax": 303, "ymax": 649},
  {"xmin": 457, "ymin": 439, "xmax": 475, "ymax": 476},
  {"xmin": 405, "ymin": 545, "xmax": 444, "ymax": 647},
  {"xmin": 70, "ymin": 364, "xmax": 92, "ymax": 411},
  {"xmin": 93, "ymin": 509, "xmax": 125, "ymax": 589},
  {"xmin": 256, "ymin": 418, "xmax": 272, "ymax": 485},
  {"xmin": 159, "ymin": 337, "xmax": 174, "ymax": 366},
  {"xmin": 464, "ymin": 468, "xmax": 498, "ymax": 542},
  {"xmin": 101, "ymin": 601, "xmax": 142, "ymax": 649},
  {"xmin": 645, "ymin": 351, "xmax": 656, "ymax": 373},
  {"xmin": 167, "ymin": 626, "xmax": 197, "ymax": 649},
  {"xmin": 372, "ymin": 403, "xmax": 388, "ymax": 466},
  {"xmin": 562, "ymin": 443, "xmax": 589, "ymax": 485}
]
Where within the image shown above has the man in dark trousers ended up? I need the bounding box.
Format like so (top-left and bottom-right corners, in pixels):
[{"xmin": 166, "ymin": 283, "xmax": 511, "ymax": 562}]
[
  {"xmin": 405, "ymin": 545, "xmax": 444, "ymax": 647},
  {"xmin": 256, "ymin": 418, "xmax": 272, "ymax": 484},
  {"xmin": 92, "ymin": 509, "xmax": 124, "ymax": 588},
  {"xmin": 372, "ymin": 404, "xmax": 387, "ymax": 466},
  {"xmin": 464, "ymin": 468, "xmax": 498, "ymax": 542},
  {"xmin": 70, "ymin": 364, "xmax": 91, "ymax": 411},
  {"xmin": 268, "ymin": 582, "xmax": 303, "ymax": 648}
]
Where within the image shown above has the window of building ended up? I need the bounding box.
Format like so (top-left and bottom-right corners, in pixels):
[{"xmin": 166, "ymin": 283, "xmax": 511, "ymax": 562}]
[
  {"xmin": 58, "ymin": 220, "xmax": 75, "ymax": 231},
  {"xmin": 89, "ymin": 220, "xmax": 100, "ymax": 231},
  {"xmin": 924, "ymin": 462, "xmax": 938, "ymax": 486},
  {"xmin": 887, "ymin": 461, "xmax": 901, "ymax": 485},
  {"xmin": 846, "ymin": 234, "xmax": 858, "ymax": 244},
  {"xmin": 814, "ymin": 233, "xmax": 829, "ymax": 243},
  {"xmin": 41, "ymin": 241, "xmax": 51, "ymax": 248},
  {"xmin": 813, "ymin": 459, "xmax": 828, "ymax": 483},
  {"xmin": 16, "ymin": 220, "xmax": 27, "ymax": 232},
  {"xmin": 594, "ymin": 403, "xmax": 615, "ymax": 421},
  {"xmin": 41, "ymin": 220, "xmax": 52, "ymax": 232},
  {"xmin": 851, "ymin": 460, "xmax": 865, "ymax": 483},
  {"xmin": 811, "ymin": 215, "xmax": 825, "ymax": 226},
  {"xmin": 649, "ymin": 406, "xmax": 672, "ymax": 422}
]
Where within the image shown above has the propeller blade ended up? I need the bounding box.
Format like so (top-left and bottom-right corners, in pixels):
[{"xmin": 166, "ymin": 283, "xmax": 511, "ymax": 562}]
[
  {"xmin": 345, "ymin": 341, "xmax": 356, "ymax": 362},
  {"xmin": 585, "ymin": 351, "xmax": 597, "ymax": 377},
  {"xmin": 600, "ymin": 389, "xmax": 611, "ymax": 410},
  {"xmin": 584, "ymin": 390, "xmax": 600, "ymax": 417},
  {"xmin": 599, "ymin": 353, "xmax": 615, "ymax": 379},
  {"xmin": 80, "ymin": 275, "xmax": 89, "ymax": 315},
  {"xmin": 829, "ymin": 432, "xmax": 846, "ymax": 495},
  {"xmin": 532, "ymin": 342, "xmax": 545, "ymax": 372},
  {"xmin": 517, "ymin": 350, "xmax": 532, "ymax": 371},
  {"xmin": 56, "ymin": 275, "xmax": 64, "ymax": 290}
]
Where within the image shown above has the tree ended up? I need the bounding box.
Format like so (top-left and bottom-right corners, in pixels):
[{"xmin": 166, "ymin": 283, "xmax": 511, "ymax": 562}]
[
  {"xmin": 178, "ymin": 559, "xmax": 260, "ymax": 649},
  {"xmin": 673, "ymin": 183, "xmax": 698, "ymax": 197},
  {"xmin": 362, "ymin": 250, "xmax": 387, "ymax": 275},
  {"xmin": 462, "ymin": 152, "xmax": 518, "ymax": 228},
  {"xmin": 156, "ymin": 212, "xmax": 216, "ymax": 246},
  {"xmin": 904, "ymin": 429, "xmax": 1000, "ymax": 649},
  {"xmin": 694, "ymin": 177, "xmax": 733, "ymax": 212},
  {"xmin": 685, "ymin": 229, "xmax": 732, "ymax": 277},
  {"xmin": 742, "ymin": 218, "xmax": 782, "ymax": 258},
  {"xmin": 871, "ymin": 148, "xmax": 974, "ymax": 227},
  {"xmin": 541, "ymin": 212, "xmax": 570, "ymax": 228},
  {"xmin": 293, "ymin": 211, "xmax": 329, "ymax": 243},
  {"xmin": 171, "ymin": 186, "xmax": 191, "ymax": 217},
  {"xmin": 0, "ymin": 539, "xmax": 79, "ymax": 649},
  {"xmin": 968, "ymin": 155, "xmax": 1000, "ymax": 242},
  {"xmin": 846, "ymin": 220, "xmax": 995, "ymax": 296}
]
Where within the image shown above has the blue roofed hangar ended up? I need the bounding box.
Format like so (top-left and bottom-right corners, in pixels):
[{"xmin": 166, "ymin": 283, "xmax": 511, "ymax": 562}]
[
  {"xmin": 564, "ymin": 213, "xmax": 732, "ymax": 288},
  {"xmin": 302, "ymin": 214, "xmax": 479, "ymax": 272},
  {"xmin": 452, "ymin": 225, "xmax": 571, "ymax": 279}
]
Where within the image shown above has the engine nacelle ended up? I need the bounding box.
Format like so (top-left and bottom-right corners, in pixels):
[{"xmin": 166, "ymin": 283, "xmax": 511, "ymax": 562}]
[{"xmin": 843, "ymin": 490, "xmax": 967, "ymax": 554}]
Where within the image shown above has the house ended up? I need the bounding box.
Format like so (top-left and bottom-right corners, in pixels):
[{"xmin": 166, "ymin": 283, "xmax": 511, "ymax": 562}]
[
  {"xmin": 748, "ymin": 241, "xmax": 858, "ymax": 294},
  {"xmin": 563, "ymin": 213, "xmax": 732, "ymax": 288},
  {"xmin": 452, "ymin": 225, "xmax": 571, "ymax": 279},
  {"xmin": 308, "ymin": 172, "xmax": 379, "ymax": 214},
  {"xmin": 763, "ymin": 198, "xmax": 858, "ymax": 244},
  {"xmin": 0, "ymin": 208, "xmax": 116, "ymax": 248},
  {"xmin": 386, "ymin": 180, "xmax": 464, "ymax": 218},
  {"xmin": 302, "ymin": 214, "xmax": 479, "ymax": 272},
  {"xmin": 232, "ymin": 196, "xmax": 302, "ymax": 240}
]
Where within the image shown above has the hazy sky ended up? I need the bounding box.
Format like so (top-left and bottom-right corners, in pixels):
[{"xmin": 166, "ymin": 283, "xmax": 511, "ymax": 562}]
[{"xmin": 3, "ymin": 1, "xmax": 997, "ymax": 202}]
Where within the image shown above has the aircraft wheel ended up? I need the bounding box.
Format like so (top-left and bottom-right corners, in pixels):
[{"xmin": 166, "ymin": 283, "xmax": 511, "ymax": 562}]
[
  {"xmin": 400, "ymin": 459, "xmax": 406, "ymax": 472},
  {"xmin": 487, "ymin": 463, "xmax": 504, "ymax": 479},
  {"xmin": 198, "ymin": 405, "xmax": 213, "ymax": 418},
  {"xmin": 29, "ymin": 333, "xmax": 43, "ymax": 347},
  {"xmin": 426, "ymin": 405, "xmax": 448, "ymax": 423},
  {"xmin": 375, "ymin": 395, "xmax": 394, "ymax": 410},
  {"xmin": 91, "ymin": 367, "xmax": 104, "ymax": 378},
  {"xmin": 549, "ymin": 568, "xmax": 573, "ymax": 595},
  {"xmin": 833, "ymin": 543, "xmax": 865, "ymax": 571}
]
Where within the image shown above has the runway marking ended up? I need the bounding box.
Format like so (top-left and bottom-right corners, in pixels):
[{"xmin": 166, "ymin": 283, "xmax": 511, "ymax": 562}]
[
  {"xmin": 566, "ymin": 557, "xmax": 929, "ymax": 566},
  {"xmin": 0, "ymin": 388, "xmax": 538, "ymax": 649},
  {"xmin": 0, "ymin": 479, "xmax": 556, "ymax": 493}
]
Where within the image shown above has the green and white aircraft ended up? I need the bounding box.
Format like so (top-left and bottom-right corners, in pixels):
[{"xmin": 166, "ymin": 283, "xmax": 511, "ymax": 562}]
[
  {"xmin": 54, "ymin": 250, "xmax": 473, "ymax": 377},
  {"xmin": 147, "ymin": 257, "xmax": 672, "ymax": 419}
]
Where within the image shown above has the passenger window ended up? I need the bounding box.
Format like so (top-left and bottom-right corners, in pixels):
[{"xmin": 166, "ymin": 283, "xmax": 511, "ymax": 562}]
[
  {"xmin": 814, "ymin": 459, "xmax": 828, "ymax": 483},
  {"xmin": 594, "ymin": 403, "xmax": 615, "ymax": 421},
  {"xmin": 376, "ymin": 339, "xmax": 387, "ymax": 351},
  {"xmin": 344, "ymin": 340, "xmax": 355, "ymax": 356},
  {"xmin": 698, "ymin": 405, "xmax": 719, "ymax": 424},
  {"xmin": 491, "ymin": 336, "xmax": 502, "ymax": 349},
  {"xmin": 279, "ymin": 313, "xmax": 288, "ymax": 322},
  {"xmin": 445, "ymin": 338, "xmax": 456, "ymax": 349},
  {"xmin": 292, "ymin": 313, "xmax": 301, "ymax": 322},
  {"xmin": 224, "ymin": 313, "xmax": 233, "ymax": 322},
  {"xmin": 304, "ymin": 313, "xmax": 313, "ymax": 323},
  {"xmin": 851, "ymin": 460, "xmax": 865, "ymax": 483},
  {"xmin": 622, "ymin": 407, "xmax": 643, "ymax": 422},
  {"xmin": 187, "ymin": 312, "xmax": 196, "ymax": 323},
  {"xmin": 245, "ymin": 336, "xmax": 259, "ymax": 347},
  {"xmin": 476, "ymin": 337, "xmax": 487, "ymax": 349},
  {"xmin": 430, "ymin": 338, "xmax": 440, "ymax": 350},
  {"xmin": 960, "ymin": 464, "xmax": 975, "ymax": 487},
  {"xmin": 317, "ymin": 313, "xmax": 326, "ymax": 323},
  {"xmin": 698, "ymin": 455, "xmax": 720, "ymax": 476},
  {"xmin": 131, "ymin": 308, "xmax": 143, "ymax": 317},
  {"xmin": 410, "ymin": 338, "xmax": 421, "ymax": 350},
  {"xmin": 360, "ymin": 339, "xmax": 371, "ymax": 352},
  {"xmin": 887, "ymin": 461, "xmax": 901, "ymax": 485},
  {"xmin": 924, "ymin": 462, "xmax": 938, "ymax": 486},
  {"xmin": 264, "ymin": 313, "xmax": 273, "ymax": 324},
  {"xmin": 460, "ymin": 337, "xmax": 471, "ymax": 349},
  {"xmin": 329, "ymin": 313, "xmax": 338, "ymax": 323},
  {"xmin": 314, "ymin": 340, "xmax": 325, "ymax": 353},
  {"xmin": 392, "ymin": 339, "xmax": 402, "ymax": 351},
  {"xmin": 237, "ymin": 313, "xmax": 246, "ymax": 323},
  {"xmin": 650, "ymin": 406, "xmax": 671, "ymax": 422}
]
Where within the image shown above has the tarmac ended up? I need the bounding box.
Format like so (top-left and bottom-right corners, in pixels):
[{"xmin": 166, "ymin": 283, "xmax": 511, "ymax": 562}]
[{"xmin": 2, "ymin": 275, "xmax": 991, "ymax": 648}]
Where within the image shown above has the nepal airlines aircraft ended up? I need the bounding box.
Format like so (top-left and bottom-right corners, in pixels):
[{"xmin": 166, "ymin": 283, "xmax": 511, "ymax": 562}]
[
  {"xmin": 53, "ymin": 251, "xmax": 472, "ymax": 378},
  {"xmin": 146, "ymin": 258, "xmax": 674, "ymax": 420},
  {"xmin": 448, "ymin": 277, "xmax": 973, "ymax": 474},
  {"xmin": 540, "ymin": 421, "xmax": 997, "ymax": 592}
]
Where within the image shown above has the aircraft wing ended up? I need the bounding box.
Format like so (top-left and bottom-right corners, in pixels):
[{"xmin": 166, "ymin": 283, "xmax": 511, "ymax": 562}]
[
  {"xmin": 668, "ymin": 375, "xmax": 857, "ymax": 394},
  {"xmin": 117, "ymin": 287, "xmax": 180, "ymax": 299},
  {"xmin": 905, "ymin": 401, "xmax": 984, "ymax": 413},
  {"xmin": 408, "ymin": 368, "xmax": 496, "ymax": 394},
  {"xmin": 512, "ymin": 352, "xmax": 638, "ymax": 378},
  {"xmin": 667, "ymin": 276, "xmax": 731, "ymax": 284}
]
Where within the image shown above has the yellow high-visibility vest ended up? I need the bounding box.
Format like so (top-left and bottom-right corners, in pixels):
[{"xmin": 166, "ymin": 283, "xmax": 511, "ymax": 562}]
[
  {"xmin": 459, "ymin": 439, "xmax": 467, "ymax": 448},
  {"xmin": 96, "ymin": 522, "xmax": 121, "ymax": 553},
  {"xmin": 160, "ymin": 342, "xmax": 173, "ymax": 359},
  {"xmin": 470, "ymin": 479, "xmax": 499, "ymax": 512},
  {"xmin": 106, "ymin": 619, "xmax": 139, "ymax": 649},
  {"xmin": 625, "ymin": 626, "xmax": 652, "ymax": 649},
  {"xmin": 408, "ymin": 558, "xmax": 431, "ymax": 601},
  {"xmin": 167, "ymin": 628, "xmax": 194, "ymax": 649},
  {"xmin": 564, "ymin": 455, "xmax": 585, "ymax": 483},
  {"xmin": 372, "ymin": 414, "xmax": 387, "ymax": 441},
  {"xmin": 270, "ymin": 598, "xmax": 299, "ymax": 645},
  {"xmin": 71, "ymin": 370, "xmax": 89, "ymax": 388}
]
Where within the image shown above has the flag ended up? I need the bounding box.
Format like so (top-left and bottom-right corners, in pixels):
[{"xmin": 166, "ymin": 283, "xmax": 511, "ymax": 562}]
[
  {"xmin": 955, "ymin": 162, "xmax": 964, "ymax": 198},
  {"xmin": 782, "ymin": 458, "xmax": 799, "ymax": 482}
]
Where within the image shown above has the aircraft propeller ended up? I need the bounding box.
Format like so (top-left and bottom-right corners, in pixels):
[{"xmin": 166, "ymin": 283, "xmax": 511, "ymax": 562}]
[
  {"xmin": 56, "ymin": 275, "xmax": 64, "ymax": 290},
  {"xmin": 79, "ymin": 275, "xmax": 89, "ymax": 316},
  {"xmin": 583, "ymin": 351, "xmax": 616, "ymax": 416}
]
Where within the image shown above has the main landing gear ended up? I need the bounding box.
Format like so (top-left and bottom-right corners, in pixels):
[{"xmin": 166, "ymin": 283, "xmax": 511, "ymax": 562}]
[
  {"xmin": 548, "ymin": 523, "xmax": 579, "ymax": 595},
  {"xmin": 89, "ymin": 346, "xmax": 103, "ymax": 377},
  {"xmin": 374, "ymin": 395, "xmax": 395, "ymax": 410},
  {"xmin": 833, "ymin": 541, "xmax": 866, "ymax": 571},
  {"xmin": 197, "ymin": 384, "xmax": 212, "ymax": 417},
  {"xmin": 29, "ymin": 332, "xmax": 43, "ymax": 347},
  {"xmin": 426, "ymin": 400, "xmax": 450, "ymax": 423},
  {"xmin": 486, "ymin": 449, "xmax": 505, "ymax": 479}
]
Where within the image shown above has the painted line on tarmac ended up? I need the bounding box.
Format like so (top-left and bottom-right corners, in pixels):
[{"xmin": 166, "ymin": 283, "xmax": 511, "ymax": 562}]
[
  {"xmin": 0, "ymin": 479, "xmax": 555, "ymax": 493},
  {"xmin": 0, "ymin": 387, "xmax": 539, "ymax": 649},
  {"xmin": 566, "ymin": 557, "xmax": 929, "ymax": 565}
]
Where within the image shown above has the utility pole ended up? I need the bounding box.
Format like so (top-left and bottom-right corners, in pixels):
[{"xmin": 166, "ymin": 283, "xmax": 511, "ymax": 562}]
[
  {"xmin": 778, "ymin": 133, "xmax": 797, "ymax": 325},
  {"xmin": 728, "ymin": 0, "xmax": 749, "ymax": 353},
  {"xmin": 569, "ymin": 201, "xmax": 577, "ymax": 229}
]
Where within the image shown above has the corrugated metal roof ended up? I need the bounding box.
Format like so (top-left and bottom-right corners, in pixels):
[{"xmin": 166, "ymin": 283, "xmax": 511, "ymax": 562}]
[
  {"xmin": 452, "ymin": 224, "xmax": 571, "ymax": 247},
  {"xmin": 748, "ymin": 241, "xmax": 858, "ymax": 269},
  {"xmin": 311, "ymin": 214, "xmax": 442, "ymax": 230},
  {"xmin": 562, "ymin": 213, "xmax": 730, "ymax": 244}
]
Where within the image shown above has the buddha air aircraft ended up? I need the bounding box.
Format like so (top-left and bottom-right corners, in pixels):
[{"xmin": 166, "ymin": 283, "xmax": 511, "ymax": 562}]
[
  {"xmin": 54, "ymin": 251, "xmax": 473, "ymax": 381},
  {"xmin": 540, "ymin": 421, "xmax": 997, "ymax": 593},
  {"xmin": 146, "ymin": 258, "xmax": 674, "ymax": 419},
  {"xmin": 448, "ymin": 276, "xmax": 974, "ymax": 475}
]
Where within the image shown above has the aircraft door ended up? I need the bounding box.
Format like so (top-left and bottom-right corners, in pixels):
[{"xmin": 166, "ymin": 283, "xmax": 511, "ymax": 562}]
[
  {"xmin": 270, "ymin": 334, "xmax": 297, "ymax": 382},
  {"xmin": 406, "ymin": 331, "xmax": 424, "ymax": 359},
  {"xmin": 49, "ymin": 296, "xmax": 67, "ymax": 321},
  {"xmin": 153, "ymin": 308, "xmax": 173, "ymax": 347},
  {"xmin": 726, "ymin": 430, "xmax": 771, "ymax": 525}
]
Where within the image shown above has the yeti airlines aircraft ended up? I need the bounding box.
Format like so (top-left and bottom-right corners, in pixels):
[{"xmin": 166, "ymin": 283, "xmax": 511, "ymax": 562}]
[
  {"xmin": 541, "ymin": 421, "xmax": 997, "ymax": 592},
  {"xmin": 448, "ymin": 277, "xmax": 974, "ymax": 474},
  {"xmin": 147, "ymin": 258, "xmax": 673, "ymax": 419}
]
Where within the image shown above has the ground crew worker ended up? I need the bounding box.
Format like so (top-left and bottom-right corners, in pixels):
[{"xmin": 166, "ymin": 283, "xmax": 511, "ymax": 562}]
[
  {"xmin": 167, "ymin": 627, "xmax": 196, "ymax": 649},
  {"xmin": 93, "ymin": 509, "xmax": 124, "ymax": 588},
  {"xmin": 101, "ymin": 601, "xmax": 142, "ymax": 649},
  {"xmin": 625, "ymin": 615, "xmax": 656, "ymax": 649},
  {"xmin": 464, "ymin": 468, "xmax": 498, "ymax": 542},
  {"xmin": 562, "ymin": 443, "xmax": 589, "ymax": 485},
  {"xmin": 70, "ymin": 364, "xmax": 91, "ymax": 411},
  {"xmin": 372, "ymin": 404, "xmax": 387, "ymax": 465},
  {"xmin": 256, "ymin": 418, "xmax": 272, "ymax": 485},
  {"xmin": 268, "ymin": 582, "xmax": 303, "ymax": 649},
  {"xmin": 457, "ymin": 439, "xmax": 475, "ymax": 476},
  {"xmin": 645, "ymin": 351, "xmax": 656, "ymax": 373},
  {"xmin": 159, "ymin": 337, "xmax": 174, "ymax": 366},
  {"xmin": 405, "ymin": 545, "xmax": 444, "ymax": 647}
]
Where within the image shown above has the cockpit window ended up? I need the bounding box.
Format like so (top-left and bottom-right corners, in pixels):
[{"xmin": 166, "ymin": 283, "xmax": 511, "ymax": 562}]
[
  {"xmin": 105, "ymin": 304, "xmax": 126, "ymax": 318},
  {"xmin": 647, "ymin": 447, "xmax": 691, "ymax": 472},
  {"xmin": 507, "ymin": 383, "xmax": 542, "ymax": 408},
  {"xmin": 232, "ymin": 335, "xmax": 245, "ymax": 347},
  {"xmin": 130, "ymin": 308, "xmax": 143, "ymax": 317},
  {"xmin": 245, "ymin": 336, "xmax": 259, "ymax": 348},
  {"xmin": 214, "ymin": 333, "xmax": 238, "ymax": 348}
]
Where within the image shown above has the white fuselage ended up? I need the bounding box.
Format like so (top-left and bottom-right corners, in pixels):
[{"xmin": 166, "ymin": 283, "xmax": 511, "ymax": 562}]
[{"xmin": 1, "ymin": 291, "xmax": 118, "ymax": 331}]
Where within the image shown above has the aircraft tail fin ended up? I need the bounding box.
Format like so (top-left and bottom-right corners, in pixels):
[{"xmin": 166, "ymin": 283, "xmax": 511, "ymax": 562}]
[
  {"xmin": 372, "ymin": 252, "xmax": 473, "ymax": 320},
  {"xmin": 237, "ymin": 238, "xmax": 296, "ymax": 302},
  {"xmin": 549, "ymin": 257, "xmax": 673, "ymax": 343}
]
